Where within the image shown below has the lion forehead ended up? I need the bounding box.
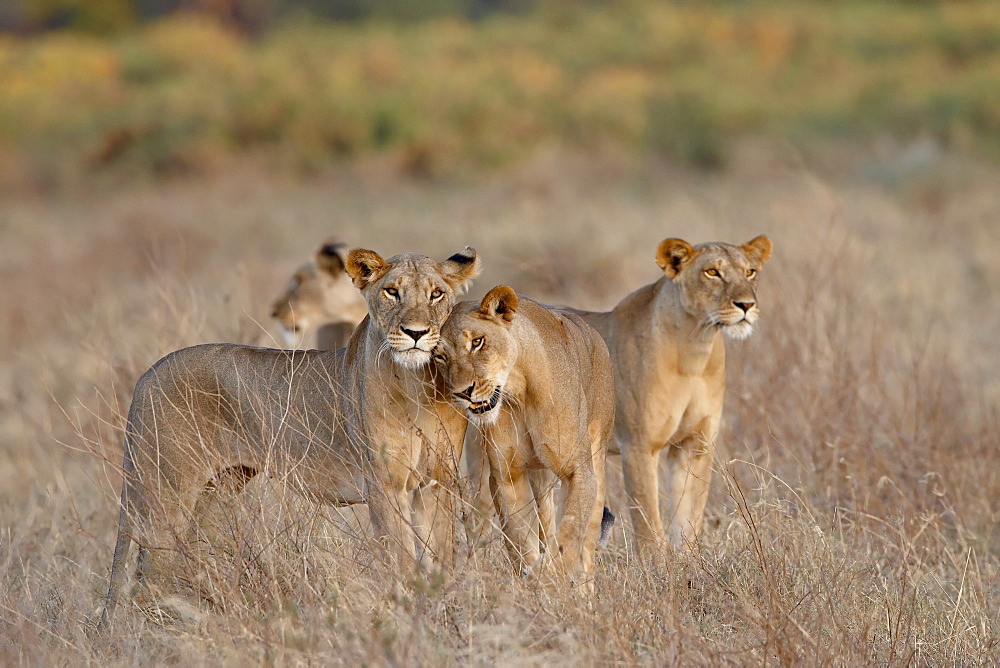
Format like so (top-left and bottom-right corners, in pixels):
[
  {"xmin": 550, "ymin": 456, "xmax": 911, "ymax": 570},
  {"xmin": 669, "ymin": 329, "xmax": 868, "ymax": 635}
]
[
  {"xmin": 691, "ymin": 243, "xmax": 754, "ymax": 270},
  {"xmin": 441, "ymin": 306, "xmax": 501, "ymax": 339},
  {"xmin": 377, "ymin": 257, "xmax": 452, "ymax": 292}
]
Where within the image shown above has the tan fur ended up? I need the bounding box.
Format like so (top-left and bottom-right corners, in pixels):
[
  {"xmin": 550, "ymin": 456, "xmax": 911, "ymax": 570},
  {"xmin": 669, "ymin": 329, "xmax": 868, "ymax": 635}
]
[
  {"xmin": 576, "ymin": 236, "xmax": 772, "ymax": 554},
  {"xmin": 270, "ymin": 240, "xmax": 368, "ymax": 349},
  {"xmin": 99, "ymin": 247, "xmax": 480, "ymax": 629},
  {"xmin": 434, "ymin": 286, "xmax": 614, "ymax": 586}
]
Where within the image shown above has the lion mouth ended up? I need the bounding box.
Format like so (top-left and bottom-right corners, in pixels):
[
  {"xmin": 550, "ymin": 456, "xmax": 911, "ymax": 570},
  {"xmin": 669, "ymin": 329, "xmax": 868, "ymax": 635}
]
[{"xmin": 467, "ymin": 386, "xmax": 502, "ymax": 414}]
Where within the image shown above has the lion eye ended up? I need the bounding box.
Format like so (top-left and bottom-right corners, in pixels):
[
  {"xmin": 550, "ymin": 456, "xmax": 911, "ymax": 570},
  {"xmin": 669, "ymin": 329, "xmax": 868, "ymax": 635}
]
[
  {"xmin": 384, "ymin": 287, "xmax": 399, "ymax": 298},
  {"xmin": 746, "ymin": 268, "xmax": 757, "ymax": 278},
  {"xmin": 471, "ymin": 337, "xmax": 484, "ymax": 350},
  {"xmin": 433, "ymin": 353, "xmax": 447, "ymax": 363},
  {"xmin": 704, "ymin": 268, "xmax": 721, "ymax": 278},
  {"xmin": 430, "ymin": 289, "xmax": 443, "ymax": 300}
]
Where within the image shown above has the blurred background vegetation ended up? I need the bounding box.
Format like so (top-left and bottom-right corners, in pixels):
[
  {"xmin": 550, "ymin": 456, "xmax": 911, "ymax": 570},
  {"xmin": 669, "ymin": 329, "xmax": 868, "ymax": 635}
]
[{"xmin": 1, "ymin": 0, "xmax": 999, "ymax": 182}]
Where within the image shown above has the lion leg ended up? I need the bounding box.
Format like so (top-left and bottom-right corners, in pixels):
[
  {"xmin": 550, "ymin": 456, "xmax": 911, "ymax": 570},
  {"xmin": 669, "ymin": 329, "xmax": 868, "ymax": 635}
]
[
  {"xmin": 621, "ymin": 442, "xmax": 667, "ymax": 556},
  {"xmin": 664, "ymin": 436, "xmax": 714, "ymax": 548},
  {"xmin": 463, "ymin": 429, "xmax": 494, "ymax": 548},
  {"xmin": 550, "ymin": 455, "xmax": 598, "ymax": 582},
  {"xmin": 529, "ymin": 469, "xmax": 557, "ymax": 555},
  {"xmin": 490, "ymin": 463, "xmax": 540, "ymax": 575},
  {"xmin": 412, "ymin": 479, "xmax": 457, "ymax": 569},
  {"xmin": 366, "ymin": 472, "xmax": 417, "ymax": 569},
  {"xmin": 577, "ymin": 428, "xmax": 609, "ymax": 587}
]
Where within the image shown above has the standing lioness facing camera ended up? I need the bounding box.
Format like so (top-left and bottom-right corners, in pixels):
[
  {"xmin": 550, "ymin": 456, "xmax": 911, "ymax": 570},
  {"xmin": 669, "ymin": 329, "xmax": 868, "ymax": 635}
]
[
  {"xmin": 99, "ymin": 247, "xmax": 479, "ymax": 629},
  {"xmin": 575, "ymin": 236, "xmax": 772, "ymax": 553},
  {"xmin": 433, "ymin": 286, "xmax": 614, "ymax": 585}
]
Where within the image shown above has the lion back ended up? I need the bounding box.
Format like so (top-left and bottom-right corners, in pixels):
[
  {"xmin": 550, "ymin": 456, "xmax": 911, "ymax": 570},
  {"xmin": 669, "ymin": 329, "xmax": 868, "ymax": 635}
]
[{"xmin": 534, "ymin": 304, "xmax": 616, "ymax": 435}]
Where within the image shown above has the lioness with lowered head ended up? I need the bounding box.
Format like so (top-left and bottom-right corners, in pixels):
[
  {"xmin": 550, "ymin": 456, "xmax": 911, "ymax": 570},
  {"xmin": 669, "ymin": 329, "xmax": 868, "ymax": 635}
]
[
  {"xmin": 433, "ymin": 286, "xmax": 614, "ymax": 585},
  {"xmin": 99, "ymin": 247, "xmax": 479, "ymax": 629},
  {"xmin": 574, "ymin": 236, "xmax": 772, "ymax": 553},
  {"xmin": 270, "ymin": 240, "xmax": 368, "ymax": 350}
]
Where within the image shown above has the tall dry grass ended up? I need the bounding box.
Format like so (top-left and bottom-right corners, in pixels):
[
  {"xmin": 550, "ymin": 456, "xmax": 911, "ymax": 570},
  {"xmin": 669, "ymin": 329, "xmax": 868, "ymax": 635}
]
[{"xmin": 0, "ymin": 143, "xmax": 997, "ymax": 663}]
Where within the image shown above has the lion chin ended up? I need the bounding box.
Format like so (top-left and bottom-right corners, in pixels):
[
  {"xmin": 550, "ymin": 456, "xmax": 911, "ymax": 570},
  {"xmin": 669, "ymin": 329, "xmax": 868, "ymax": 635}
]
[
  {"xmin": 392, "ymin": 348, "xmax": 432, "ymax": 369},
  {"xmin": 722, "ymin": 320, "xmax": 755, "ymax": 341}
]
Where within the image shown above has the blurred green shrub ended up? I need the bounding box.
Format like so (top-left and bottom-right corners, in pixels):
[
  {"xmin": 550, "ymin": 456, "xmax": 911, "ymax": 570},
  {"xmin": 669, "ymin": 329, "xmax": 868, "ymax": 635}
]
[{"xmin": 1, "ymin": 1, "xmax": 999, "ymax": 180}]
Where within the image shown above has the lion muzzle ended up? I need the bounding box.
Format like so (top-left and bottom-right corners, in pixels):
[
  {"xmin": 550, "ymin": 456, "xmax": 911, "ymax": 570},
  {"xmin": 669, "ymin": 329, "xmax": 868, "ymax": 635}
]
[{"xmin": 454, "ymin": 384, "xmax": 502, "ymax": 414}]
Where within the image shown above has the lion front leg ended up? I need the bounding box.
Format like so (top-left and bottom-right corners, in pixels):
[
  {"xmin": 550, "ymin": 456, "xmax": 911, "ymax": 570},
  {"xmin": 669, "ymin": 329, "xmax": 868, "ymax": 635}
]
[
  {"xmin": 663, "ymin": 435, "xmax": 715, "ymax": 548},
  {"xmin": 365, "ymin": 468, "xmax": 418, "ymax": 568},
  {"xmin": 528, "ymin": 469, "xmax": 558, "ymax": 555},
  {"xmin": 412, "ymin": 478, "xmax": 458, "ymax": 569},
  {"xmin": 621, "ymin": 441, "xmax": 668, "ymax": 556},
  {"xmin": 490, "ymin": 462, "xmax": 541, "ymax": 575}
]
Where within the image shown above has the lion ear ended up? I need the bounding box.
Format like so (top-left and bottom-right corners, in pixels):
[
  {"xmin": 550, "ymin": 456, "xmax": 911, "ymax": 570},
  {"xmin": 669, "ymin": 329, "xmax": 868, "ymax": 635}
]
[
  {"xmin": 270, "ymin": 272, "xmax": 302, "ymax": 317},
  {"xmin": 316, "ymin": 240, "xmax": 347, "ymax": 276},
  {"xmin": 741, "ymin": 235, "xmax": 772, "ymax": 266},
  {"xmin": 656, "ymin": 238, "xmax": 697, "ymax": 278},
  {"xmin": 345, "ymin": 249, "xmax": 389, "ymax": 289},
  {"xmin": 441, "ymin": 246, "xmax": 481, "ymax": 294},
  {"xmin": 480, "ymin": 286, "xmax": 518, "ymax": 323}
]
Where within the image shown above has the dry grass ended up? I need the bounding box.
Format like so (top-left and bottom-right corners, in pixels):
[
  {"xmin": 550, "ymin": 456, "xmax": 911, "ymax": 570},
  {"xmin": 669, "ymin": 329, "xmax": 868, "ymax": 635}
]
[{"xmin": 1, "ymin": 142, "xmax": 998, "ymax": 664}]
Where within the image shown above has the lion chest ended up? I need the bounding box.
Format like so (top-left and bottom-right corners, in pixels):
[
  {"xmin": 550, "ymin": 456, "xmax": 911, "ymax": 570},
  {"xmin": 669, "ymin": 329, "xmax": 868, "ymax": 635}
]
[{"xmin": 626, "ymin": 371, "xmax": 723, "ymax": 452}]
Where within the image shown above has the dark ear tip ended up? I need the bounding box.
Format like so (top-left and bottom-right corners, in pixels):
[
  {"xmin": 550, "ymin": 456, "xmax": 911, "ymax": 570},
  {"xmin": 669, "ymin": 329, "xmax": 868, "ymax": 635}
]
[
  {"xmin": 445, "ymin": 246, "xmax": 476, "ymax": 264},
  {"xmin": 320, "ymin": 242, "xmax": 345, "ymax": 257}
]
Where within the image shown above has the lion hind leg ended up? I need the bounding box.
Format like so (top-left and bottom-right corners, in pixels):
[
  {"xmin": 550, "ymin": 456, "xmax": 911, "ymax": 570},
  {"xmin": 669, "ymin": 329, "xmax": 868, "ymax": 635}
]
[
  {"xmin": 576, "ymin": 428, "xmax": 609, "ymax": 588},
  {"xmin": 550, "ymin": 455, "xmax": 598, "ymax": 583}
]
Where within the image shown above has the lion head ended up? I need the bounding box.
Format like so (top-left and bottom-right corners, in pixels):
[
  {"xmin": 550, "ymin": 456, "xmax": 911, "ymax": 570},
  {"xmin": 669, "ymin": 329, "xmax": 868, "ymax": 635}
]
[
  {"xmin": 271, "ymin": 241, "xmax": 369, "ymax": 347},
  {"xmin": 433, "ymin": 286, "xmax": 520, "ymax": 425},
  {"xmin": 346, "ymin": 246, "xmax": 481, "ymax": 369},
  {"xmin": 656, "ymin": 235, "xmax": 772, "ymax": 340}
]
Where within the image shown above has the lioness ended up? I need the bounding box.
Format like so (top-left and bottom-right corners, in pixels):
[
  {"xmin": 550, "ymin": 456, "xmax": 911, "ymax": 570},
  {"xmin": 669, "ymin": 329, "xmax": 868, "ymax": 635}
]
[
  {"xmin": 267, "ymin": 242, "xmax": 550, "ymax": 553},
  {"xmin": 574, "ymin": 236, "xmax": 772, "ymax": 553},
  {"xmin": 433, "ymin": 286, "xmax": 614, "ymax": 584},
  {"xmin": 270, "ymin": 240, "xmax": 368, "ymax": 350},
  {"xmin": 99, "ymin": 247, "xmax": 479, "ymax": 628}
]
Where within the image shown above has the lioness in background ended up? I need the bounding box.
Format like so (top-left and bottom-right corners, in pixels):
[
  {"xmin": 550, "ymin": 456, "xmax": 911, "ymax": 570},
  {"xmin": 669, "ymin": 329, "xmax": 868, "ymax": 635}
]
[
  {"xmin": 270, "ymin": 240, "xmax": 368, "ymax": 350},
  {"xmin": 574, "ymin": 236, "xmax": 772, "ymax": 553},
  {"xmin": 434, "ymin": 286, "xmax": 614, "ymax": 585},
  {"xmin": 99, "ymin": 247, "xmax": 479, "ymax": 629}
]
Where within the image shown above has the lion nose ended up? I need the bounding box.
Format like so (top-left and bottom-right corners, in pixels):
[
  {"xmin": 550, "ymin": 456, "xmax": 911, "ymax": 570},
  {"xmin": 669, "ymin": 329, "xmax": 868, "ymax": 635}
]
[
  {"xmin": 734, "ymin": 300, "xmax": 755, "ymax": 313},
  {"xmin": 401, "ymin": 326, "xmax": 430, "ymax": 343},
  {"xmin": 454, "ymin": 385, "xmax": 475, "ymax": 401}
]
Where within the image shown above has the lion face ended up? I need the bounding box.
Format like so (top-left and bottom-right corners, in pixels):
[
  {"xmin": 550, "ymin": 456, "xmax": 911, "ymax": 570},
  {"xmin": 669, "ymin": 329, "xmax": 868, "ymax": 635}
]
[
  {"xmin": 656, "ymin": 235, "xmax": 772, "ymax": 340},
  {"xmin": 433, "ymin": 286, "xmax": 519, "ymax": 425},
  {"xmin": 346, "ymin": 247, "xmax": 480, "ymax": 369},
  {"xmin": 271, "ymin": 241, "xmax": 368, "ymax": 347}
]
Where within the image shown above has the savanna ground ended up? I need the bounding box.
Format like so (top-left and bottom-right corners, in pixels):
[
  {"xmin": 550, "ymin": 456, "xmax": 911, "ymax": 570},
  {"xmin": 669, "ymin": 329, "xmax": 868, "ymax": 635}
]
[{"xmin": 2, "ymin": 2, "xmax": 1000, "ymax": 664}]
